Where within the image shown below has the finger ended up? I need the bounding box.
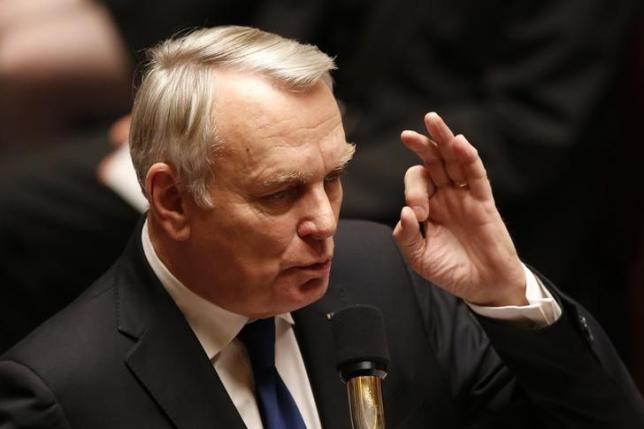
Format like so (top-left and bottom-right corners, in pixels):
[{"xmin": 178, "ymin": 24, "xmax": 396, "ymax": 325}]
[
  {"xmin": 452, "ymin": 134, "xmax": 493, "ymax": 200},
  {"xmin": 404, "ymin": 165, "xmax": 434, "ymax": 221},
  {"xmin": 393, "ymin": 206, "xmax": 425, "ymax": 260},
  {"xmin": 400, "ymin": 130, "xmax": 451, "ymax": 187},
  {"xmin": 424, "ymin": 112, "xmax": 455, "ymax": 145},
  {"xmin": 443, "ymin": 135, "xmax": 468, "ymax": 185},
  {"xmin": 424, "ymin": 113, "xmax": 467, "ymax": 185}
]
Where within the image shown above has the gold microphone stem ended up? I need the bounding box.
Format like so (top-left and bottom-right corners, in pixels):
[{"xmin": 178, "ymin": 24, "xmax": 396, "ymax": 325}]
[{"xmin": 346, "ymin": 375, "xmax": 385, "ymax": 429}]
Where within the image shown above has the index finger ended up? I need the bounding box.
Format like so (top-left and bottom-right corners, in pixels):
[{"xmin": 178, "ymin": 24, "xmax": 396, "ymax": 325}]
[{"xmin": 400, "ymin": 130, "xmax": 451, "ymax": 187}]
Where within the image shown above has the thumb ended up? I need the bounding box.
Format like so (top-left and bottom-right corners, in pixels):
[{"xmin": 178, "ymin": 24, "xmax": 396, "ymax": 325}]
[{"xmin": 393, "ymin": 206, "xmax": 425, "ymax": 261}]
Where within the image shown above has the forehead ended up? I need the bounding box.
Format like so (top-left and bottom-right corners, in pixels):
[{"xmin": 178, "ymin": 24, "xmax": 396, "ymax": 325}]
[{"xmin": 211, "ymin": 72, "xmax": 349, "ymax": 183}]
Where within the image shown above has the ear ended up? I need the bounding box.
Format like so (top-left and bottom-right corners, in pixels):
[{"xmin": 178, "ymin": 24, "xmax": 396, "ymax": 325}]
[{"xmin": 145, "ymin": 162, "xmax": 191, "ymax": 241}]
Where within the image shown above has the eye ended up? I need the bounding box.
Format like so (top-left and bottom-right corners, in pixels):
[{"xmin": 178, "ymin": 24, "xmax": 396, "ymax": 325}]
[
  {"xmin": 267, "ymin": 189, "xmax": 292, "ymax": 200},
  {"xmin": 324, "ymin": 171, "xmax": 344, "ymax": 189},
  {"xmin": 324, "ymin": 170, "xmax": 344, "ymax": 184},
  {"xmin": 254, "ymin": 186, "xmax": 300, "ymax": 214},
  {"xmin": 262, "ymin": 186, "xmax": 300, "ymax": 203}
]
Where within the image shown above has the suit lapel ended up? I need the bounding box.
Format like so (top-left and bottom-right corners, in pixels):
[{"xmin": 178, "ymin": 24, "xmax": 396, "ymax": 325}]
[
  {"xmin": 293, "ymin": 284, "xmax": 353, "ymax": 429},
  {"xmin": 115, "ymin": 223, "xmax": 246, "ymax": 429},
  {"xmin": 125, "ymin": 311, "xmax": 245, "ymax": 429}
]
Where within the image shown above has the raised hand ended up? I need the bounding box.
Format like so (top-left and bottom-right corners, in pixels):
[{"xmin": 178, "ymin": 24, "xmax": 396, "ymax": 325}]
[{"xmin": 393, "ymin": 113, "xmax": 527, "ymax": 307}]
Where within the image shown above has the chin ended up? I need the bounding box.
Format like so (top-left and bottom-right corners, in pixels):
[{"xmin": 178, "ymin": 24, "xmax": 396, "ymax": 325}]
[
  {"xmin": 250, "ymin": 275, "xmax": 330, "ymax": 318},
  {"xmin": 281, "ymin": 276, "xmax": 330, "ymax": 313},
  {"xmin": 300, "ymin": 276, "xmax": 329, "ymax": 302}
]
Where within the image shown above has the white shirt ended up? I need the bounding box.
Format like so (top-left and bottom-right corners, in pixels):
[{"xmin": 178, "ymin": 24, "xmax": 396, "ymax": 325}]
[{"xmin": 141, "ymin": 220, "xmax": 561, "ymax": 428}]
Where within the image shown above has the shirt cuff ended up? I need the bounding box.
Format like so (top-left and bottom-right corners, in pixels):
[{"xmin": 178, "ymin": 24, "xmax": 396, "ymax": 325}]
[{"xmin": 467, "ymin": 264, "xmax": 562, "ymax": 328}]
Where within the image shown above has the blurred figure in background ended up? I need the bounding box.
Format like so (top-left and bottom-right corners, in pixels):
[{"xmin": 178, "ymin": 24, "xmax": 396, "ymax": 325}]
[
  {"xmin": 0, "ymin": 0, "xmax": 131, "ymax": 148},
  {"xmin": 0, "ymin": 0, "xmax": 642, "ymax": 389}
]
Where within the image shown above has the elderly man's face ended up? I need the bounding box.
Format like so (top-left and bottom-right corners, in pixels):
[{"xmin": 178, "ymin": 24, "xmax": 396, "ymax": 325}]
[{"xmin": 184, "ymin": 72, "xmax": 353, "ymax": 318}]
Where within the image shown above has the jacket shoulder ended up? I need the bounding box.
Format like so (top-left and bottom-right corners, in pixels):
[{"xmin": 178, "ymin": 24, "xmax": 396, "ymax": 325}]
[{"xmin": 1, "ymin": 268, "xmax": 122, "ymax": 385}]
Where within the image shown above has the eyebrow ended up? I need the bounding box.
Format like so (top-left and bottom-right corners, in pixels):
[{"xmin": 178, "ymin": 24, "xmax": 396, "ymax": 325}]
[{"xmin": 262, "ymin": 142, "xmax": 356, "ymax": 189}]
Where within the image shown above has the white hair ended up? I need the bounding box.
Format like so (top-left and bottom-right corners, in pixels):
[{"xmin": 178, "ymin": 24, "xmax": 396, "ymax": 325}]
[{"xmin": 129, "ymin": 25, "xmax": 336, "ymax": 207}]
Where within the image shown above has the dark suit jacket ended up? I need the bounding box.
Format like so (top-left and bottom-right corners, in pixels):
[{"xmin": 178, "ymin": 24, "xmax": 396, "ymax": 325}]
[{"xmin": 1, "ymin": 220, "xmax": 642, "ymax": 428}]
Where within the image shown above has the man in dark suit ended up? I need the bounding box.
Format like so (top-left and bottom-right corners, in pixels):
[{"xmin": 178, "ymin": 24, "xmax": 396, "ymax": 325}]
[
  {"xmin": 2, "ymin": 0, "xmax": 641, "ymax": 365},
  {"xmin": 1, "ymin": 26, "xmax": 642, "ymax": 428}
]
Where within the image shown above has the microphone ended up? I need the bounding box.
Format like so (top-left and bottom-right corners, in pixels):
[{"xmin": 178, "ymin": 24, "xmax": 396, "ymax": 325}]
[{"xmin": 330, "ymin": 305, "xmax": 390, "ymax": 429}]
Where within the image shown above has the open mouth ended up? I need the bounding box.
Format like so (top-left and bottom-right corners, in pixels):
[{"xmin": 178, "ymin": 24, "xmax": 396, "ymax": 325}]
[
  {"xmin": 300, "ymin": 259, "xmax": 331, "ymax": 271},
  {"xmin": 285, "ymin": 258, "xmax": 332, "ymax": 274}
]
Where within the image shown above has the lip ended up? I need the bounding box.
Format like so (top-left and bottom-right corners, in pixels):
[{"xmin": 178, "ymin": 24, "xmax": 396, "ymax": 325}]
[{"xmin": 286, "ymin": 258, "xmax": 332, "ymax": 273}]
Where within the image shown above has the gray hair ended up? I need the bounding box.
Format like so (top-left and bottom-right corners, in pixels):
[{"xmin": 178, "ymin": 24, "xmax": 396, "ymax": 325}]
[{"xmin": 129, "ymin": 25, "xmax": 336, "ymax": 207}]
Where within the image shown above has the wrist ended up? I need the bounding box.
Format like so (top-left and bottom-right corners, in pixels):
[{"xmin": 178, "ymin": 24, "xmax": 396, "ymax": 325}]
[
  {"xmin": 483, "ymin": 286, "xmax": 529, "ymax": 307},
  {"xmin": 469, "ymin": 278, "xmax": 528, "ymax": 307},
  {"xmin": 479, "ymin": 262, "xmax": 529, "ymax": 307}
]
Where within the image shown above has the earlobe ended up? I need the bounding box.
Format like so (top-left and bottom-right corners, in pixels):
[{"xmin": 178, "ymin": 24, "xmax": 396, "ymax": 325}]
[{"xmin": 145, "ymin": 163, "xmax": 191, "ymax": 241}]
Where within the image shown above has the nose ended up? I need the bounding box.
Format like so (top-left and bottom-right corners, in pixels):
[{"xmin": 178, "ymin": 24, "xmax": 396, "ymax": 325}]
[{"xmin": 297, "ymin": 186, "xmax": 338, "ymax": 240}]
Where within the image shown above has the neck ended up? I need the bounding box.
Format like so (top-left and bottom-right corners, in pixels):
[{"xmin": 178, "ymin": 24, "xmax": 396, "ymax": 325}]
[{"xmin": 145, "ymin": 215, "xmax": 247, "ymax": 315}]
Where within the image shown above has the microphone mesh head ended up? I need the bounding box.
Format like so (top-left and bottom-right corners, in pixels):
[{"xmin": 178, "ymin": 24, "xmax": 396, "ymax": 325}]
[{"xmin": 330, "ymin": 305, "xmax": 390, "ymax": 377}]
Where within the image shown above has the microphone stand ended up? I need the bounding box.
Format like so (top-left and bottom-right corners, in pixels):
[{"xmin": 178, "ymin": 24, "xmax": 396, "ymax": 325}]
[{"xmin": 347, "ymin": 375, "xmax": 385, "ymax": 429}]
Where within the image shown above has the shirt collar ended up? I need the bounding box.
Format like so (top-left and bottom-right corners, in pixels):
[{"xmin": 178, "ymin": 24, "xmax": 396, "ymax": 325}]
[{"xmin": 141, "ymin": 219, "xmax": 294, "ymax": 360}]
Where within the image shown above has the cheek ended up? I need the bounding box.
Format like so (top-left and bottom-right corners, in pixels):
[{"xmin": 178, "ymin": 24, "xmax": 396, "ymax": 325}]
[
  {"xmin": 234, "ymin": 216, "xmax": 299, "ymax": 265},
  {"xmin": 197, "ymin": 200, "xmax": 303, "ymax": 271}
]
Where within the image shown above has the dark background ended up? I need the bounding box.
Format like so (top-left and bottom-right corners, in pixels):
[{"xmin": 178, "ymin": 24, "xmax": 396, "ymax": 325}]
[{"xmin": 1, "ymin": 0, "xmax": 643, "ymax": 391}]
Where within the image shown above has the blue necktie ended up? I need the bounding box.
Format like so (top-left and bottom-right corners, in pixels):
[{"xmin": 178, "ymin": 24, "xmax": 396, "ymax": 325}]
[{"xmin": 238, "ymin": 318, "xmax": 307, "ymax": 429}]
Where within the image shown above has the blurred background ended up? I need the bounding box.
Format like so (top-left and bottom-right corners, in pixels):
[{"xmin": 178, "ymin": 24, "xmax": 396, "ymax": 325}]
[{"xmin": 1, "ymin": 0, "xmax": 643, "ymax": 392}]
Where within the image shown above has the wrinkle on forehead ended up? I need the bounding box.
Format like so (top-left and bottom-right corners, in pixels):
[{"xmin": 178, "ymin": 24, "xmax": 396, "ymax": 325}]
[
  {"xmin": 227, "ymin": 115, "xmax": 345, "ymax": 187},
  {"xmin": 212, "ymin": 72, "xmax": 339, "ymax": 141},
  {"xmin": 259, "ymin": 142, "xmax": 355, "ymax": 189},
  {"xmin": 209, "ymin": 71, "xmax": 347, "ymax": 187},
  {"xmin": 254, "ymin": 108, "xmax": 339, "ymax": 137}
]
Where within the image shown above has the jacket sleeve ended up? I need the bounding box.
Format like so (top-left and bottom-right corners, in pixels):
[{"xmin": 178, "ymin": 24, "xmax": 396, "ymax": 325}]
[
  {"xmin": 0, "ymin": 360, "xmax": 71, "ymax": 429},
  {"xmin": 475, "ymin": 272, "xmax": 644, "ymax": 428},
  {"xmin": 410, "ymin": 265, "xmax": 644, "ymax": 428}
]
